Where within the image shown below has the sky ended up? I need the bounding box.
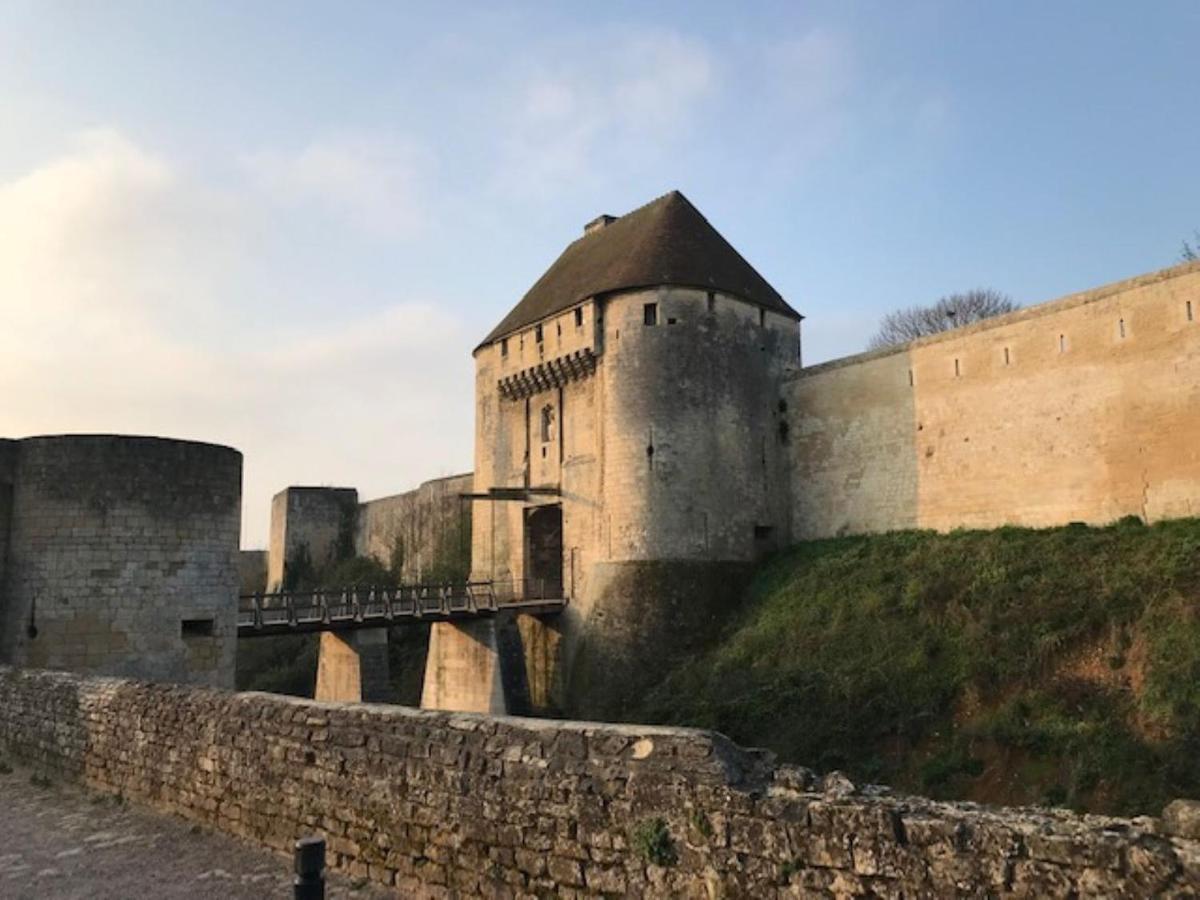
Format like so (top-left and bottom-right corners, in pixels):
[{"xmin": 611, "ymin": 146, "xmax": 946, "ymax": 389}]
[{"xmin": 2, "ymin": 1, "xmax": 1198, "ymax": 548}]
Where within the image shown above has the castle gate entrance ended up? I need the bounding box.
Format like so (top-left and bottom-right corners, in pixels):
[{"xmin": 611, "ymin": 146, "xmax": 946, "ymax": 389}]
[{"xmin": 524, "ymin": 504, "xmax": 563, "ymax": 600}]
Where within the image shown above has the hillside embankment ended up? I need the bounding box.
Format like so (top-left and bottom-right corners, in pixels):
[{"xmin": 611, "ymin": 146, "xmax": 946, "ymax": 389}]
[{"xmin": 632, "ymin": 517, "xmax": 1200, "ymax": 816}]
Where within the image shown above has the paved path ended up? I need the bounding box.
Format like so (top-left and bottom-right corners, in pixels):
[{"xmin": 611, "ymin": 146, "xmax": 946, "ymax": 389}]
[{"xmin": 0, "ymin": 763, "xmax": 394, "ymax": 899}]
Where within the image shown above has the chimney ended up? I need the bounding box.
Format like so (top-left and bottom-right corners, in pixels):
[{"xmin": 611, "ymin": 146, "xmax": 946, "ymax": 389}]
[{"xmin": 584, "ymin": 214, "xmax": 616, "ymax": 235}]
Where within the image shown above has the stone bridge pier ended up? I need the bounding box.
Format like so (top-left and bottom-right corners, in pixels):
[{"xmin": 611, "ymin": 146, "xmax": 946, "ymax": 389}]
[
  {"xmin": 306, "ymin": 613, "xmax": 561, "ymax": 713},
  {"xmin": 419, "ymin": 615, "xmax": 557, "ymax": 715},
  {"xmin": 314, "ymin": 630, "xmax": 393, "ymax": 704}
]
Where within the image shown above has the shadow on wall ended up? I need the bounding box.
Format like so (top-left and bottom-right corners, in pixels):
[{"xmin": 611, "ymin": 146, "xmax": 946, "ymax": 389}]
[{"xmin": 566, "ymin": 560, "xmax": 756, "ymax": 722}]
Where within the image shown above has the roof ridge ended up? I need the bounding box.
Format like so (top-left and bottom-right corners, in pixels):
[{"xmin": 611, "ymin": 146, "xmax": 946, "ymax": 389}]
[{"xmin": 478, "ymin": 190, "xmax": 798, "ymax": 348}]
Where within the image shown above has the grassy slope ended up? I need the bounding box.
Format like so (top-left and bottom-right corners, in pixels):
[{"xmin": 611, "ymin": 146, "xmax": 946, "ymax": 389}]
[{"xmin": 635, "ymin": 517, "xmax": 1200, "ymax": 816}]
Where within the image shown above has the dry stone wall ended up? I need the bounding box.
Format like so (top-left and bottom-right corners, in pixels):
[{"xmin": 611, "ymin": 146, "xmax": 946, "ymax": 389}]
[{"xmin": 2, "ymin": 665, "xmax": 1198, "ymax": 898}]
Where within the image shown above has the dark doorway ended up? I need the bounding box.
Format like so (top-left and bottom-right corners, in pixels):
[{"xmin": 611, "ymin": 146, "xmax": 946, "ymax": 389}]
[{"xmin": 524, "ymin": 504, "xmax": 563, "ymax": 599}]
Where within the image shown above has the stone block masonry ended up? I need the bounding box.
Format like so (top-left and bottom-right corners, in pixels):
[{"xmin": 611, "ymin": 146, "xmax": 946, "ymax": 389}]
[
  {"xmin": 0, "ymin": 435, "xmax": 241, "ymax": 688},
  {"xmin": 3, "ymin": 666, "xmax": 1199, "ymax": 897},
  {"xmin": 788, "ymin": 261, "xmax": 1200, "ymax": 539}
]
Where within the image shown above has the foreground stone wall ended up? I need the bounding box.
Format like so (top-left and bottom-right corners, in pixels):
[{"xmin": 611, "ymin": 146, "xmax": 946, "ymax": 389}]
[
  {"xmin": 2, "ymin": 666, "xmax": 1198, "ymax": 898},
  {"xmin": 0, "ymin": 436, "xmax": 241, "ymax": 688},
  {"xmin": 788, "ymin": 261, "xmax": 1200, "ymax": 539}
]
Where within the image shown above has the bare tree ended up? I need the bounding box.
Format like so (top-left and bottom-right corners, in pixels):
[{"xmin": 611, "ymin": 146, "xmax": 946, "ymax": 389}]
[
  {"xmin": 868, "ymin": 289, "xmax": 1019, "ymax": 350},
  {"xmin": 1182, "ymin": 232, "xmax": 1199, "ymax": 262}
]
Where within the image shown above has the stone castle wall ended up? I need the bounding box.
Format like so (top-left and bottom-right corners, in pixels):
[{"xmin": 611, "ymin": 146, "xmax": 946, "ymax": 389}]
[
  {"xmin": 2, "ymin": 665, "xmax": 1198, "ymax": 897},
  {"xmin": 266, "ymin": 487, "xmax": 358, "ymax": 590},
  {"xmin": 788, "ymin": 261, "xmax": 1200, "ymax": 539},
  {"xmin": 0, "ymin": 440, "xmax": 16, "ymax": 635},
  {"xmin": 460, "ymin": 287, "xmax": 799, "ymax": 714},
  {"xmin": 356, "ymin": 473, "xmax": 473, "ymax": 583},
  {"xmin": 266, "ymin": 476, "xmax": 472, "ymax": 591},
  {"xmin": 0, "ymin": 436, "xmax": 241, "ymax": 688}
]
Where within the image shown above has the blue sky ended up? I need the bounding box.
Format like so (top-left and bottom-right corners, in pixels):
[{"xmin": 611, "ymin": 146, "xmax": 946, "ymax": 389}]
[{"xmin": 3, "ymin": 1, "xmax": 1198, "ymax": 546}]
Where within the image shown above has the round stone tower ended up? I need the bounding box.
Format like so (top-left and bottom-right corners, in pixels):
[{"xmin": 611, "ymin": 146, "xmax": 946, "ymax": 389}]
[
  {"xmin": 425, "ymin": 191, "xmax": 802, "ymax": 717},
  {"xmin": 0, "ymin": 435, "xmax": 242, "ymax": 687}
]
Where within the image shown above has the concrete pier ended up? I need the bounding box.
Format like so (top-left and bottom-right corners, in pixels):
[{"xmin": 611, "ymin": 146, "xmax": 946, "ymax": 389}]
[{"xmin": 314, "ymin": 630, "xmax": 392, "ymax": 703}]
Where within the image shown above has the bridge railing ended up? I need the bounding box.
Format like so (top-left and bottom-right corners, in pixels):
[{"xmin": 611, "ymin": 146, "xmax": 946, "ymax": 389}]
[{"xmin": 237, "ymin": 578, "xmax": 566, "ymax": 634}]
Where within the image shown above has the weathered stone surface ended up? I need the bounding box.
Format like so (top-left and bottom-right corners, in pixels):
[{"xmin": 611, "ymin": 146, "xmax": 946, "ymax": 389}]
[
  {"xmin": 789, "ymin": 260, "xmax": 1200, "ymax": 540},
  {"xmin": 2, "ymin": 665, "xmax": 1199, "ymax": 898},
  {"xmin": 0, "ymin": 436, "xmax": 240, "ymax": 688},
  {"xmin": 1164, "ymin": 800, "xmax": 1200, "ymax": 840}
]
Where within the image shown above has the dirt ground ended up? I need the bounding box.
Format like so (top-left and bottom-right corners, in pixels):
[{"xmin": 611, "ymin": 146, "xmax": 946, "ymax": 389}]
[{"xmin": 0, "ymin": 763, "xmax": 395, "ymax": 899}]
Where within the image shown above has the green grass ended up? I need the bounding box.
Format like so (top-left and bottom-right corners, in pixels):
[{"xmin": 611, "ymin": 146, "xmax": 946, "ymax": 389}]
[{"xmin": 634, "ymin": 517, "xmax": 1200, "ymax": 815}]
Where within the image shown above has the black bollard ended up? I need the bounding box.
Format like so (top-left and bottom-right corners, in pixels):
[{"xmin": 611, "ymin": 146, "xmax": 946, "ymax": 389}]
[{"xmin": 294, "ymin": 836, "xmax": 326, "ymax": 900}]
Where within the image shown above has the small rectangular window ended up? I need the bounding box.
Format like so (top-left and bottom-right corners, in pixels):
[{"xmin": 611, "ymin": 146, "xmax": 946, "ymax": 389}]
[
  {"xmin": 667, "ymin": 317, "xmax": 677, "ymax": 325},
  {"xmin": 907, "ymin": 369, "xmax": 914, "ymax": 387},
  {"xmin": 643, "ymin": 303, "xmax": 658, "ymax": 326},
  {"xmin": 574, "ymin": 307, "xmax": 584, "ymax": 327},
  {"xmin": 1059, "ymin": 334, "xmax": 1066, "ymax": 353},
  {"xmin": 1004, "ymin": 347, "xmax": 1010, "ymax": 366},
  {"xmin": 759, "ymin": 308, "xmax": 766, "ymax": 327},
  {"xmin": 954, "ymin": 358, "xmax": 960, "ymax": 377},
  {"xmin": 707, "ymin": 291, "xmax": 715, "ymax": 312},
  {"xmin": 1118, "ymin": 318, "xmax": 1126, "ymax": 339},
  {"xmin": 500, "ymin": 338, "xmax": 508, "ymax": 357},
  {"xmin": 535, "ymin": 324, "xmax": 544, "ymax": 344},
  {"xmin": 556, "ymin": 322, "xmax": 562, "ymax": 337},
  {"xmin": 181, "ymin": 618, "xmax": 214, "ymax": 639},
  {"xmin": 753, "ymin": 525, "xmax": 774, "ymax": 541},
  {"xmin": 1188, "ymin": 301, "xmax": 1194, "ymax": 322}
]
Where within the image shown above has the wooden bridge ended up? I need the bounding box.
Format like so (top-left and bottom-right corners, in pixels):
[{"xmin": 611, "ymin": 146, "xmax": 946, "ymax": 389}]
[{"xmin": 237, "ymin": 580, "xmax": 566, "ymax": 638}]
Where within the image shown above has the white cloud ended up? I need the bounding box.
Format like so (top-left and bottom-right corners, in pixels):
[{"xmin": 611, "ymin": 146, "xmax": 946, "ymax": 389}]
[
  {"xmin": 242, "ymin": 136, "xmax": 432, "ymax": 238},
  {"xmin": 757, "ymin": 29, "xmax": 857, "ymax": 165},
  {"xmin": 0, "ymin": 129, "xmax": 472, "ymax": 548},
  {"xmin": 494, "ymin": 30, "xmax": 715, "ymax": 195}
]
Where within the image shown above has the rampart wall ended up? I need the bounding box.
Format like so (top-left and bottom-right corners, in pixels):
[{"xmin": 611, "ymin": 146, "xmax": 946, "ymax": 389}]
[
  {"xmin": 266, "ymin": 487, "xmax": 358, "ymax": 590},
  {"xmin": 266, "ymin": 476, "xmax": 472, "ymax": 590},
  {"xmin": 788, "ymin": 262, "xmax": 1200, "ymax": 539},
  {"xmin": 2, "ymin": 665, "xmax": 1199, "ymax": 897},
  {"xmin": 0, "ymin": 436, "xmax": 241, "ymax": 688},
  {"xmin": 356, "ymin": 473, "xmax": 473, "ymax": 582}
]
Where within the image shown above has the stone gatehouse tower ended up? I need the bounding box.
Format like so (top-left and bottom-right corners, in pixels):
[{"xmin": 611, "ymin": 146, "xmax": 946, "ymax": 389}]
[{"xmin": 424, "ymin": 191, "xmax": 803, "ymax": 715}]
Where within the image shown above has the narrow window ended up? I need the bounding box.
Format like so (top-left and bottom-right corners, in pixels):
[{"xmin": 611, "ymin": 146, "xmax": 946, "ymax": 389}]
[
  {"xmin": 707, "ymin": 291, "xmax": 715, "ymax": 312},
  {"xmin": 1059, "ymin": 334, "xmax": 1066, "ymax": 353},
  {"xmin": 500, "ymin": 338, "xmax": 508, "ymax": 357},
  {"xmin": 759, "ymin": 308, "xmax": 766, "ymax": 327},
  {"xmin": 643, "ymin": 302, "xmax": 658, "ymax": 326},
  {"xmin": 535, "ymin": 324, "xmax": 544, "ymax": 344},
  {"xmin": 954, "ymin": 358, "xmax": 960, "ymax": 377},
  {"xmin": 181, "ymin": 618, "xmax": 214, "ymax": 638},
  {"xmin": 574, "ymin": 307, "xmax": 584, "ymax": 328},
  {"xmin": 1188, "ymin": 300, "xmax": 1194, "ymax": 322},
  {"xmin": 556, "ymin": 322, "xmax": 562, "ymax": 337},
  {"xmin": 1118, "ymin": 318, "xmax": 1126, "ymax": 339},
  {"xmin": 908, "ymin": 369, "xmax": 914, "ymax": 386},
  {"xmin": 1003, "ymin": 347, "xmax": 1010, "ymax": 366}
]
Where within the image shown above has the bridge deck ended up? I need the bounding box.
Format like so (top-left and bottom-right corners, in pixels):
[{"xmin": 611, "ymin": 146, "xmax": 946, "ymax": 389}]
[{"xmin": 237, "ymin": 581, "xmax": 566, "ymax": 638}]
